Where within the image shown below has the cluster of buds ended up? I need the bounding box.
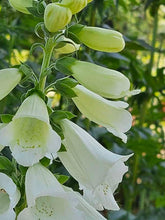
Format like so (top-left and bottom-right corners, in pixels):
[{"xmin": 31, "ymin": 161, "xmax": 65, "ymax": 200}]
[{"xmin": 0, "ymin": 0, "xmax": 140, "ymax": 219}]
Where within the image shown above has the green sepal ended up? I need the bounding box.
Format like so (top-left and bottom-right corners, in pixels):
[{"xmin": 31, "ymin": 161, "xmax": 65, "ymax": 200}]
[
  {"xmin": 27, "ymin": 0, "xmax": 46, "ymax": 17},
  {"xmin": 21, "ymin": 87, "xmax": 48, "ymax": 103},
  {"xmin": 68, "ymin": 24, "xmax": 84, "ymax": 35},
  {"xmin": 40, "ymin": 157, "xmax": 51, "ymax": 167},
  {"xmin": 55, "ymin": 57, "xmax": 77, "ymax": 75},
  {"xmin": 19, "ymin": 63, "xmax": 37, "ymax": 85},
  {"xmin": 55, "ymin": 77, "xmax": 78, "ymax": 98},
  {"xmin": 55, "ymin": 174, "xmax": 70, "ymax": 184},
  {"xmin": 55, "ymin": 57, "xmax": 76, "ymax": 76},
  {"xmin": 50, "ymin": 110, "xmax": 76, "ymax": 124},
  {"xmin": 0, "ymin": 114, "xmax": 13, "ymax": 123}
]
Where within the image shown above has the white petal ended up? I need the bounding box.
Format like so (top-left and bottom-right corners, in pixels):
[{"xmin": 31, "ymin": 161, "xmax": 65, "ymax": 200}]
[
  {"xmin": 0, "ymin": 209, "xmax": 16, "ymax": 220},
  {"xmin": 46, "ymin": 129, "xmax": 61, "ymax": 159},
  {"xmin": 18, "ymin": 195, "xmax": 83, "ymax": 220},
  {"xmin": 14, "ymin": 94, "xmax": 49, "ymax": 124},
  {"xmin": 0, "ymin": 173, "xmax": 20, "ymax": 218},
  {"xmin": 25, "ymin": 163, "xmax": 64, "ymax": 206},
  {"xmin": 73, "ymin": 191, "xmax": 106, "ymax": 220},
  {"xmin": 9, "ymin": 118, "xmax": 50, "ymax": 166},
  {"xmin": 59, "ymin": 119, "xmax": 131, "ymax": 186},
  {"xmin": 0, "ymin": 68, "xmax": 22, "ymax": 101},
  {"xmin": 72, "ymin": 60, "xmax": 131, "ymax": 99},
  {"xmin": 73, "ymin": 85, "xmax": 132, "ymax": 142}
]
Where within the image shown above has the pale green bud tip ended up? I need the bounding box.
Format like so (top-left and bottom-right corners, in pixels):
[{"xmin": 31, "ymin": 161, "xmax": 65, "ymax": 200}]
[
  {"xmin": 0, "ymin": 68, "xmax": 22, "ymax": 101},
  {"xmin": 8, "ymin": 0, "xmax": 33, "ymax": 14},
  {"xmin": 72, "ymin": 26, "xmax": 125, "ymax": 53},
  {"xmin": 44, "ymin": 3, "xmax": 72, "ymax": 33},
  {"xmin": 60, "ymin": 0, "xmax": 87, "ymax": 14},
  {"xmin": 55, "ymin": 57, "xmax": 76, "ymax": 75}
]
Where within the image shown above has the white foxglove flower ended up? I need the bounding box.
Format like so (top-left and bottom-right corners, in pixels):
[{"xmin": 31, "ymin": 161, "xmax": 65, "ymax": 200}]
[
  {"xmin": 0, "ymin": 94, "xmax": 61, "ymax": 166},
  {"xmin": 58, "ymin": 119, "xmax": 133, "ymax": 211},
  {"xmin": 0, "ymin": 68, "xmax": 22, "ymax": 101},
  {"xmin": 73, "ymin": 85, "xmax": 132, "ymax": 142},
  {"xmin": 55, "ymin": 57, "xmax": 140, "ymax": 99},
  {"xmin": 17, "ymin": 163, "xmax": 106, "ymax": 220},
  {"xmin": 0, "ymin": 172, "xmax": 20, "ymax": 220}
]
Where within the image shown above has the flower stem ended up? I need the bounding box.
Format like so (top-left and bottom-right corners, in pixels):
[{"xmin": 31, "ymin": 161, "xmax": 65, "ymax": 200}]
[{"xmin": 39, "ymin": 37, "xmax": 55, "ymax": 91}]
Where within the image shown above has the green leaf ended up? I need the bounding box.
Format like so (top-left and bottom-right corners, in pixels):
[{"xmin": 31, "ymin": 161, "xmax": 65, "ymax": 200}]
[
  {"xmin": 0, "ymin": 114, "xmax": 13, "ymax": 123},
  {"xmin": 55, "ymin": 174, "xmax": 70, "ymax": 184},
  {"xmin": 0, "ymin": 156, "xmax": 14, "ymax": 173},
  {"xmin": 50, "ymin": 110, "xmax": 76, "ymax": 123},
  {"xmin": 55, "ymin": 77, "xmax": 78, "ymax": 98},
  {"xmin": 55, "ymin": 57, "xmax": 76, "ymax": 76}
]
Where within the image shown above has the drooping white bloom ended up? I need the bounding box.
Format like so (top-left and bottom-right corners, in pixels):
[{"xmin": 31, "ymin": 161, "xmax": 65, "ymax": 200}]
[
  {"xmin": 0, "ymin": 172, "xmax": 20, "ymax": 220},
  {"xmin": 73, "ymin": 85, "xmax": 132, "ymax": 142},
  {"xmin": 58, "ymin": 119, "xmax": 133, "ymax": 211},
  {"xmin": 0, "ymin": 68, "xmax": 22, "ymax": 101},
  {"xmin": 55, "ymin": 57, "xmax": 140, "ymax": 99},
  {"xmin": 17, "ymin": 163, "xmax": 106, "ymax": 220},
  {"xmin": 0, "ymin": 94, "xmax": 61, "ymax": 166}
]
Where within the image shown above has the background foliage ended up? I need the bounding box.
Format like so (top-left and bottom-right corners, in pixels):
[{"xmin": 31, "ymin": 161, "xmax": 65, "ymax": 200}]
[{"xmin": 0, "ymin": 0, "xmax": 165, "ymax": 219}]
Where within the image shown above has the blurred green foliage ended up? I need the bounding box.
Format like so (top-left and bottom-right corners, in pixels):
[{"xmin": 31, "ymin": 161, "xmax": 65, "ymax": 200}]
[{"xmin": 0, "ymin": 0, "xmax": 165, "ymax": 219}]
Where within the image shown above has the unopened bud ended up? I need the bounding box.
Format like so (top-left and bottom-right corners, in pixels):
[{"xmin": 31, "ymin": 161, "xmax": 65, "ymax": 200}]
[
  {"xmin": 8, "ymin": 0, "xmax": 33, "ymax": 14},
  {"xmin": 60, "ymin": 0, "xmax": 87, "ymax": 14},
  {"xmin": 44, "ymin": 3, "xmax": 72, "ymax": 33},
  {"xmin": 69, "ymin": 25, "xmax": 125, "ymax": 53}
]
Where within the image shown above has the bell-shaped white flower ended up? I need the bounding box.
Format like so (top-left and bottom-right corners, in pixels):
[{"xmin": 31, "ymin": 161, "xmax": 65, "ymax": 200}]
[
  {"xmin": 73, "ymin": 85, "xmax": 132, "ymax": 142},
  {"xmin": 0, "ymin": 172, "xmax": 20, "ymax": 220},
  {"xmin": 0, "ymin": 68, "xmax": 22, "ymax": 101},
  {"xmin": 17, "ymin": 163, "xmax": 106, "ymax": 220},
  {"xmin": 0, "ymin": 94, "xmax": 61, "ymax": 166},
  {"xmin": 55, "ymin": 57, "xmax": 140, "ymax": 99},
  {"xmin": 58, "ymin": 119, "xmax": 133, "ymax": 211}
]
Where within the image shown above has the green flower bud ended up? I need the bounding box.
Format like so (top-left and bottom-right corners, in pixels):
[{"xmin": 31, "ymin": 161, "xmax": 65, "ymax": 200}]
[
  {"xmin": 87, "ymin": 0, "xmax": 93, "ymax": 2},
  {"xmin": 8, "ymin": 0, "xmax": 33, "ymax": 14},
  {"xmin": 69, "ymin": 25, "xmax": 125, "ymax": 52},
  {"xmin": 44, "ymin": 3, "xmax": 72, "ymax": 33},
  {"xmin": 60, "ymin": 0, "xmax": 87, "ymax": 14}
]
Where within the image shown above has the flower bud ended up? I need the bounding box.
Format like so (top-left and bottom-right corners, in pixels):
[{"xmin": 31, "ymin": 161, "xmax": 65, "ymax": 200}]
[
  {"xmin": 44, "ymin": 3, "xmax": 72, "ymax": 33},
  {"xmin": 87, "ymin": 0, "xmax": 93, "ymax": 2},
  {"xmin": 8, "ymin": 0, "xmax": 33, "ymax": 14},
  {"xmin": 69, "ymin": 25, "xmax": 125, "ymax": 52},
  {"xmin": 0, "ymin": 68, "xmax": 22, "ymax": 101},
  {"xmin": 60, "ymin": 0, "xmax": 87, "ymax": 14}
]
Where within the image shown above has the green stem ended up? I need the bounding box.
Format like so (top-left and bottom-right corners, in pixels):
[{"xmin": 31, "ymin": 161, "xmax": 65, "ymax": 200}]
[
  {"xmin": 148, "ymin": 9, "xmax": 159, "ymax": 75},
  {"xmin": 39, "ymin": 37, "xmax": 55, "ymax": 91}
]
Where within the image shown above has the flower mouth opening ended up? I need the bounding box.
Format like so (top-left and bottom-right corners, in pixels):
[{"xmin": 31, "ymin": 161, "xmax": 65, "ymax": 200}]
[
  {"xmin": 0, "ymin": 189, "xmax": 10, "ymax": 214},
  {"xmin": 12, "ymin": 117, "xmax": 49, "ymax": 151}
]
